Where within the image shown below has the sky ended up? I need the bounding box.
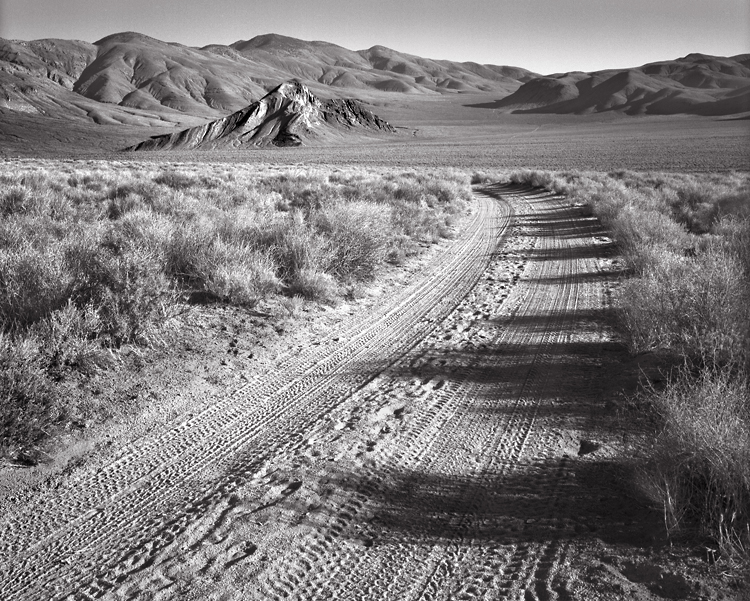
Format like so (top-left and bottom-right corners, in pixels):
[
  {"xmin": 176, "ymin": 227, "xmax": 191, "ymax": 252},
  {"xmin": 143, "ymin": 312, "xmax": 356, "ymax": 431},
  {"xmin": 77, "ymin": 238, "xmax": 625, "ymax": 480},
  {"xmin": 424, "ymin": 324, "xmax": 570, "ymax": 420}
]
[{"xmin": 1, "ymin": 0, "xmax": 748, "ymax": 74}]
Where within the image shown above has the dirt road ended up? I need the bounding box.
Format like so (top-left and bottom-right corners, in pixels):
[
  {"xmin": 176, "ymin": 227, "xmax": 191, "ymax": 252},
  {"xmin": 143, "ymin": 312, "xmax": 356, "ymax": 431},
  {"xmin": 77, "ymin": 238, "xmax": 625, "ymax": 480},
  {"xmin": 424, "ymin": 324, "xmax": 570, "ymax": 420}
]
[{"xmin": 0, "ymin": 185, "xmax": 721, "ymax": 600}]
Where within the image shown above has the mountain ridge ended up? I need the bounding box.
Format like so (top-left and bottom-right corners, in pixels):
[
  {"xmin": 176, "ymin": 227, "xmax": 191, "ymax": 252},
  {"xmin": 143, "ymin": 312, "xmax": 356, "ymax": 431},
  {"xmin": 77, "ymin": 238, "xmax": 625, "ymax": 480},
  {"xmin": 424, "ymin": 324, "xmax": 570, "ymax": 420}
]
[
  {"xmin": 472, "ymin": 53, "xmax": 750, "ymax": 115},
  {"xmin": 1, "ymin": 31, "xmax": 748, "ymax": 130}
]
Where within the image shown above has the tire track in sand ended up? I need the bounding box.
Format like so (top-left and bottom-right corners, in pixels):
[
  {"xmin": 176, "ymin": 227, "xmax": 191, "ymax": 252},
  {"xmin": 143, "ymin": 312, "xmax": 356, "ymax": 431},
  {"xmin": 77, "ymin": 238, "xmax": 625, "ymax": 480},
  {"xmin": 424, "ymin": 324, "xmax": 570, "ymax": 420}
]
[
  {"xmin": 227, "ymin": 183, "xmax": 613, "ymax": 601},
  {"xmin": 0, "ymin": 188, "xmax": 511, "ymax": 600}
]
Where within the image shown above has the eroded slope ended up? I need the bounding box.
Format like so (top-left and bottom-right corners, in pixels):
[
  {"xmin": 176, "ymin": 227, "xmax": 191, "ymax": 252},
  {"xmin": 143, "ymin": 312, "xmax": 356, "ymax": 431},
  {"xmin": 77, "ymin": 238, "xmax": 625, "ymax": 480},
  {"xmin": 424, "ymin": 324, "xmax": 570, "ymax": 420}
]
[{"xmin": 126, "ymin": 80, "xmax": 396, "ymax": 150}]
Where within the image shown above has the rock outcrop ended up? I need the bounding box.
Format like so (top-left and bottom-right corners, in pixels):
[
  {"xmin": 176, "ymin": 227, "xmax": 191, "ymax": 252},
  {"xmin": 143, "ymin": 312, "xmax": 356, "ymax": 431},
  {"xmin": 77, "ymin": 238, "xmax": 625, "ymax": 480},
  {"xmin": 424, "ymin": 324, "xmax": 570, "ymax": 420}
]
[{"xmin": 126, "ymin": 80, "xmax": 396, "ymax": 150}]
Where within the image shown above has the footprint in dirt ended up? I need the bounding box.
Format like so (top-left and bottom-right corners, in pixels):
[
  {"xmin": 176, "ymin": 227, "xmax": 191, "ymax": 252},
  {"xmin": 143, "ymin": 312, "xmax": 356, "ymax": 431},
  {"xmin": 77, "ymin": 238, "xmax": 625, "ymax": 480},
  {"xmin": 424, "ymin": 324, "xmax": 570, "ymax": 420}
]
[{"xmin": 224, "ymin": 541, "xmax": 258, "ymax": 568}]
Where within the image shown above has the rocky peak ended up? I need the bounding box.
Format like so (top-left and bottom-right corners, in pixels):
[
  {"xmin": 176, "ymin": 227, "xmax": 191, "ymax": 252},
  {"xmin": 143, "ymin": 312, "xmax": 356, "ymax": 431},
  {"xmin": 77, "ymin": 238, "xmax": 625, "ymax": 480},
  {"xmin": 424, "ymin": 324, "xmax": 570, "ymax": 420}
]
[{"xmin": 126, "ymin": 79, "xmax": 396, "ymax": 151}]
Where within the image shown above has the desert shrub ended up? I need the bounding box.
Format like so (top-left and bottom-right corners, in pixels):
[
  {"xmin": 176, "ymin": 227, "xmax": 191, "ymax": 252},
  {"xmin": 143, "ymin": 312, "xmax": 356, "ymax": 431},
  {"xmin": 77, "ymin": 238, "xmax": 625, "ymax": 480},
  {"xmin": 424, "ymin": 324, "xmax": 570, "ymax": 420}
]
[
  {"xmin": 164, "ymin": 218, "xmax": 218, "ymax": 287},
  {"xmin": 510, "ymin": 169, "xmax": 750, "ymax": 560},
  {"xmin": 564, "ymin": 181, "xmax": 691, "ymax": 272},
  {"xmin": 263, "ymin": 212, "xmax": 328, "ymax": 283},
  {"xmin": 508, "ymin": 169, "xmax": 566, "ymax": 192},
  {"xmin": 106, "ymin": 192, "xmax": 144, "ymax": 220},
  {"xmin": 288, "ymin": 268, "xmax": 338, "ymax": 302},
  {"xmin": 166, "ymin": 215, "xmax": 282, "ymax": 305},
  {"xmin": 0, "ymin": 243, "xmax": 71, "ymax": 329},
  {"xmin": 312, "ymin": 201, "xmax": 393, "ymax": 281},
  {"xmin": 202, "ymin": 242, "xmax": 280, "ymax": 305},
  {"xmin": 716, "ymin": 192, "xmax": 750, "ymax": 221},
  {"xmin": 64, "ymin": 232, "xmax": 169, "ymax": 346},
  {"xmin": 554, "ymin": 172, "xmax": 750, "ymax": 369},
  {"xmin": 257, "ymin": 175, "xmax": 333, "ymax": 213},
  {"xmin": 153, "ymin": 170, "xmax": 199, "ymax": 190},
  {"xmin": 619, "ymin": 245, "xmax": 749, "ymax": 367},
  {"xmin": 390, "ymin": 198, "xmax": 440, "ymax": 243},
  {"xmin": 0, "ymin": 160, "xmax": 475, "ymax": 457},
  {"xmin": 116, "ymin": 209, "xmax": 174, "ymax": 261},
  {"xmin": 0, "ymin": 187, "xmax": 29, "ymax": 216},
  {"xmin": 33, "ymin": 303, "xmax": 112, "ymax": 374},
  {"xmin": 643, "ymin": 368, "xmax": 750, "ymax": 560},
  {"xmin": 470, "ymin": 171, "xmax": 491, "ymax": 185},
  {"xmin": 0, "ymin": 333, "xmax": 60, "ymax": 456},
  {"xmin": 715, "ymin": 216, "xmax": 750, "ymax": 278},
  {"xmin": 94, "ymin": 249, "xmax": 170, "ymax": 346}
]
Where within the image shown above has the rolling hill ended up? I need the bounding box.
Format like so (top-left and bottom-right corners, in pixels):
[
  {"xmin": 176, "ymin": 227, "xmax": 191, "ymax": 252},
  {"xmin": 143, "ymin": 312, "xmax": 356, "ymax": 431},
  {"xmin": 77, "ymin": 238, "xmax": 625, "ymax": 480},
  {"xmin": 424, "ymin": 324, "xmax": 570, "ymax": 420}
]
[
  {"xmin": 469, "ymin": 53, "xmax": 750, "ymax": 115},
  {"xmin": 1, "ymin": 32, "xmax": 749, "ymax": 155},
  {"xmin": 0, "ymin": 32, "xmax": 537, "ymax": 126}
]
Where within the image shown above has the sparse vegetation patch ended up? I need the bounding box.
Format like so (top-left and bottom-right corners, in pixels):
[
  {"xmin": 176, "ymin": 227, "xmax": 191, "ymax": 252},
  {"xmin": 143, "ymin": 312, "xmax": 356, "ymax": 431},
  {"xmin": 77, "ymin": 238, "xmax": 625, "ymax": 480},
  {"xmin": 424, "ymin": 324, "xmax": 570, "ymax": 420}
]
[
  {"xmin": 495, "ymin": 168, "xmax": 750, "ymax": 567},
  {"xmin": 0, "ymin": 159, "xmax": 471, "ymax": 461}
]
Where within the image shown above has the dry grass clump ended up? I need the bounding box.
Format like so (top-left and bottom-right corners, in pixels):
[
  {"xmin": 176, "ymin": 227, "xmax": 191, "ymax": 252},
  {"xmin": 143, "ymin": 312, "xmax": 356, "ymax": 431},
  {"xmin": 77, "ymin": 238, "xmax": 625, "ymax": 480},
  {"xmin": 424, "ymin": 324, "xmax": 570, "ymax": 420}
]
[
  {"xmin": 0, "ymin": 160, "xmax": 471, "ymax": 460},
  {"xmin": 619, "ymin": 238, "xmax": 750, "ymax": 367},
  {"xmin": 644, "ymin": 368, "xmax": 750, "ymax": 565},
  {"xmin": 499, "ymin": 168, "xmax": 750, "ymax": 565}
]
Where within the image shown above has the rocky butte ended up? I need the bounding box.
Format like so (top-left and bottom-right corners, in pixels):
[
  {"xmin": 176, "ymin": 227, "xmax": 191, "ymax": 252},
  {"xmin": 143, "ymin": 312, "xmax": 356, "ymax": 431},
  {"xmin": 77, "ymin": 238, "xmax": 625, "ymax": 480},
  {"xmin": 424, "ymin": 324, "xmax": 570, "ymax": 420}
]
[{"xmin": 126, "ymin": 80, "xmax": 396, "ymax": 150}]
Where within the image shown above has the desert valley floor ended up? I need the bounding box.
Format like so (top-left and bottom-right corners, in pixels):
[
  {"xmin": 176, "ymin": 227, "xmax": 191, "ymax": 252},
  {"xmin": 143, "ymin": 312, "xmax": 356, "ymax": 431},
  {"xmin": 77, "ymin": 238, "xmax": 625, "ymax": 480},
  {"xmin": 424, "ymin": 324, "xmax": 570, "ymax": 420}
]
[{"xmin": 2, "ymin": 90, "xmax": 750, "ymax": 171}]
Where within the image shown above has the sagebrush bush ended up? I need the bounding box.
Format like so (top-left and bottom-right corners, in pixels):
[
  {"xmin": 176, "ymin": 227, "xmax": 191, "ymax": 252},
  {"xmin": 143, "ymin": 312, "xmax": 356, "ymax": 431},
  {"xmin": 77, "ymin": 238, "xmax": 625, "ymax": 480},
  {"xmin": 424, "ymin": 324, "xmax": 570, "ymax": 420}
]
[
  {"xmin": 0, "ymin": 333, "xmax": 60, "ymax": 456},
  {"xmin": 0, "ymin": 243, "xmax": 71, "ymax": 329},
  {"xmin": 152, "ymin": 170, "xmax": 199, "ymax": 190},
  {"xmin": 35, "ymin": 303, "xmax": 112, "ymax": 374},
  {"xmin": 288, "ymin": 268, "xmax": 339, "ymax": 302},
  {"xmin": 265, "ymin": 212, "xmax": 329, "ymax": 283},
  {"xmin": 0, "ymin": 160, "xmax": 472, "ymax": 458},
  {"xmin": 202, "ymin": 243, "xmax": 280, "ymax": 305},
  {"xmin": 619, "ymin": 245, "xmax": 749, "ymax": 367},
  {"xmin": 313, "ymin": 201, "xmax": 393, "ymax": 280}
]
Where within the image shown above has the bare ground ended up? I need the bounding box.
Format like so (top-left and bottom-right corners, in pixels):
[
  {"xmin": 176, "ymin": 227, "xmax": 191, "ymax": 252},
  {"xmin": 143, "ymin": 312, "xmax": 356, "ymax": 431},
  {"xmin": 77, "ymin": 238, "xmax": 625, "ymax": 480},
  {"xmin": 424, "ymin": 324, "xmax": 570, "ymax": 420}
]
[{"xmin": 0, "ymin": 185, "xmax": 744, "ymax": 600}]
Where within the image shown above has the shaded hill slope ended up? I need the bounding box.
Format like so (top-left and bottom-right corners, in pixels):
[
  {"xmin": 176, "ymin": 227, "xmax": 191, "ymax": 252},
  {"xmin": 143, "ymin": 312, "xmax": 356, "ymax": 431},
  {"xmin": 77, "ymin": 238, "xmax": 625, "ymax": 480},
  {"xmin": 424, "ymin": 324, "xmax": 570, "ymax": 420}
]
[
  {"xmin": 0, "ymin": 32, "xmax": 536, "ymax": 125},
  {"xmin": 229, "ymin": 34, "xmax": 537, "ymax": 95},
  {"xmin": 126, "ymin": 80, "xmax": 396, "ymax": 150},
  {"xmin": 0, "ymin": 37, "xmax": 192, "ymax": 125},
  {"xmin": 73, "ymin": 32, "xmax": 267, "ymax": 116},
  {"xmin": 469, "ymin": 53, "xmax": 750, "ymax": 115},
  {"xmin": 1, "ymin": 31, "xmax": 749, "ymax": 134}
]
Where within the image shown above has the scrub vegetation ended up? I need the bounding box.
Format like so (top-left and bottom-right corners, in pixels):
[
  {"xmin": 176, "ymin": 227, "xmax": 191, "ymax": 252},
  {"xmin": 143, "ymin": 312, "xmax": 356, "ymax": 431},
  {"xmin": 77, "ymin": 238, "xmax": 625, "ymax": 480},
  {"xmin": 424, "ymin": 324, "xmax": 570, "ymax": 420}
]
[
  {"xmin": 0, "ymin": 160, "xmax": 470, "ymax": 460},
  {"xmin": 491, "ymin": 168, "xmax": 750, "ymax": 567}
]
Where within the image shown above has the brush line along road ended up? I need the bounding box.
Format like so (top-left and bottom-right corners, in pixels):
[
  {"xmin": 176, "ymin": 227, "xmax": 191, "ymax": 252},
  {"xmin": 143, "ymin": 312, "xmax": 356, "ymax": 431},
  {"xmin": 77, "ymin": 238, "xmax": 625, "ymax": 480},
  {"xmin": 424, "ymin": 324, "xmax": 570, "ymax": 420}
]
[{"xmin": 0, "ymin": 183, "xmax": 616, "ymax": 600}]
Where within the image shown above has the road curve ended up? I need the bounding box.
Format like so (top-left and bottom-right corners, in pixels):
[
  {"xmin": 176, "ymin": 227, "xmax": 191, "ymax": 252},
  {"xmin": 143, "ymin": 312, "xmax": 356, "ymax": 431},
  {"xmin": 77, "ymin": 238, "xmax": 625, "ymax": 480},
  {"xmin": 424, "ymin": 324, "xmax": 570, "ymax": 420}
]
[
  {"xmin": 0, "ymin": 184, "xmax": 516, "ymax": 600},
  {"xmin": 1, "ymin": 182, "xmax": 628, "ymax": 600},
  {"xmin": 219, "ymin": 183, "xmax": 616, "ymax": 601}
]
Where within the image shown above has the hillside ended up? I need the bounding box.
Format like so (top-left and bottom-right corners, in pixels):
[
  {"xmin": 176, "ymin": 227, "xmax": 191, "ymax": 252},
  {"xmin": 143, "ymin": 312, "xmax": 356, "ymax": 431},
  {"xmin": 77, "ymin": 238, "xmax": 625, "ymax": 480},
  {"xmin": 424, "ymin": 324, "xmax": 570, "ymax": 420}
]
[
  {"xmin": 230, "ymin": 34, "xmax": 537, "ymax": 95},
  {"xmin": 1, "ymin": 32, "xmax": 748, "ymax": 154},
  {"xmin": 0, "ymin": 37, "xmax": 194, "ymax": 127},
  {"xmin": 126, "ymin": 80, "xmax": 396, "ymax": 150},
  {"xmin": 0, "ymin": 32, "xmax": 536, "ymax": 125},
  {"xmin": 470, "ymin": 53, "xmax": 750, "ymax": 115}
]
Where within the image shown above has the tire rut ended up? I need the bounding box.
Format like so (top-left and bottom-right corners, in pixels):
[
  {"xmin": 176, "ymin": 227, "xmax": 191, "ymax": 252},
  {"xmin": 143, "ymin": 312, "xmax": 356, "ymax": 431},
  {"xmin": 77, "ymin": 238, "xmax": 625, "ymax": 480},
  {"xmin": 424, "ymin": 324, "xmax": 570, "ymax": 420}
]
[
  {"xmin": 224, "ymin": 183, "xmax": 612, "ymax": 601},
  {"xmin": 0, "ymin": 188, "xmax": 511, "ymax": 600},
  {"xmin": 0, "ymin": 182, "xmax": 616, "ymax": 600}
]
